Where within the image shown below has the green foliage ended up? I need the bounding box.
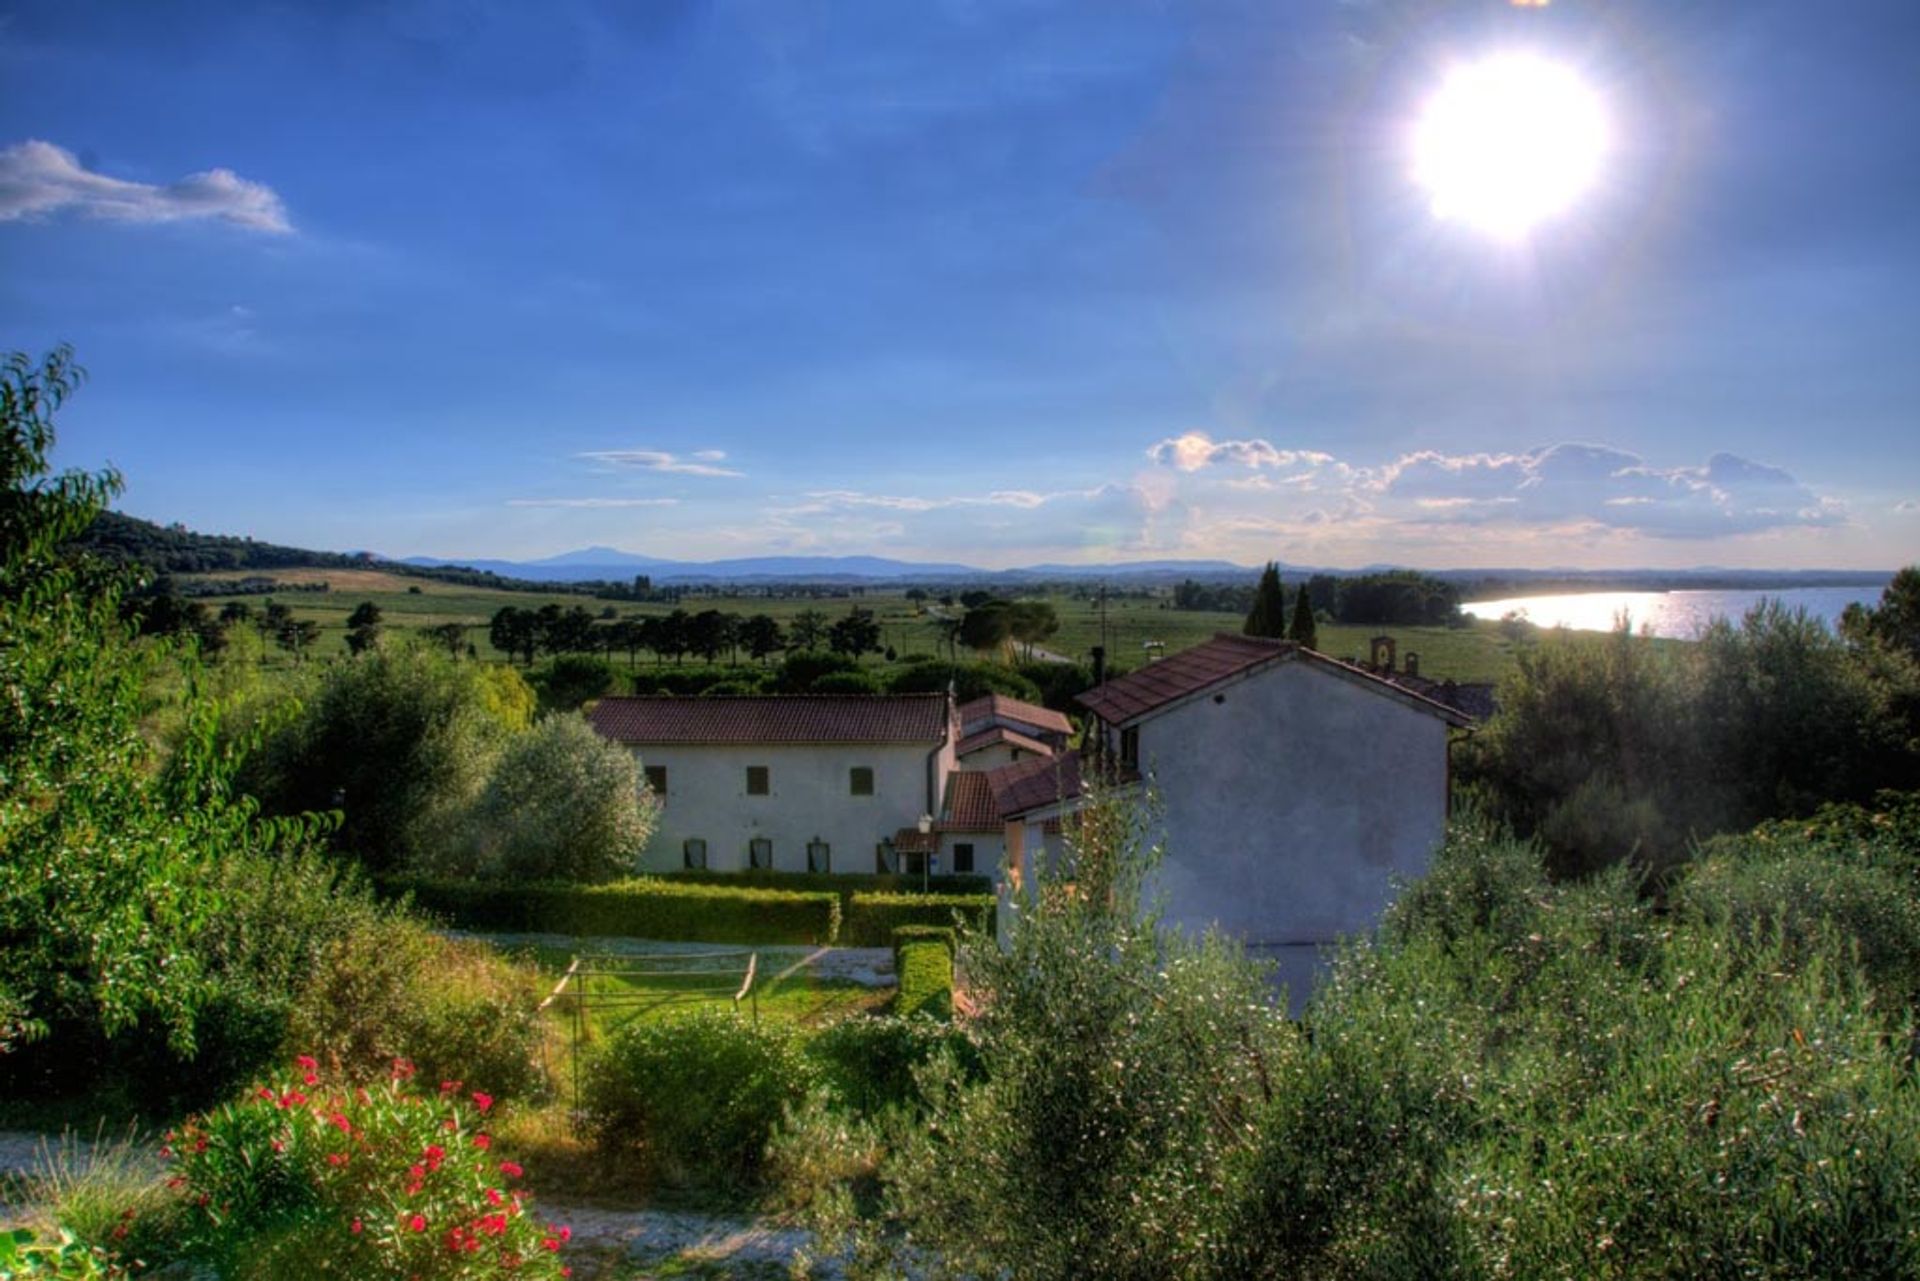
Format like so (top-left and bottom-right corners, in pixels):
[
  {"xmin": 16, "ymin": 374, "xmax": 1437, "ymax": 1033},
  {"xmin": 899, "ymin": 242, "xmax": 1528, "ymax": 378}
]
[
  {"xmin": 241, "ymin": 641, "xmax": 519, "ymax": 874},
  {"xmin": 460, "ymin": 713, "xmax": 660, "ymax": 883},
  {"xmin": 1287, "ymin": 582, "xmax": 1318, "ymax": 649},
  {"xmin": 891, "ymin": 933, "xmax": 954, "ymax": 1021},
  {"xmin": 809, "ymin": 669, "xmax": 884, "ymax": 695},
  {"xmin": 803, "ymin": 1016, "xmax": 981, "ymax": 1120},
  {"xmin": 0, "ymin": 1228, "xmax": 112, "ymax": 1279},
  {"xmin": 884, "ymin": 659, "xmax": 1043, "ymax": 703},
  {"xmin": 843, "ymin": 893, "xmax": 995, "ymax": 947},
  {"xmin": 1463, "ymin": 602, "xmax": 1920, "ymax": 875},
  {"xmin": 283, "ymin": 914, "xmax": 553, "ymax": 1104},
  {"xmin": 1243, "ymin": 562, "xmax": 1288, "ymax": 638},
  {"xmin": 529, "ymin": 653, "xmax": 619, "ymax": 712},
  {"xmin": 383, "ymin": 875, "xmax": 842, "ymax": 945},
  {"xmin": 583, "ymin": 1010, "xmax": 816, "ymax": 1193},
  {"xmin": 1842, "ymin": 566, "xmax": 1920, "ymax": 662},
  {"xmin": 773, "ymin": 650, "xmax": 861, "ymax": 691},
  {"xmin": 662, "ymin": 867, "xmax": 995, "ymax": 902},
  {"xmin": 167, "ymin": 1058, "xmax": 568, "ymax": 1278}
]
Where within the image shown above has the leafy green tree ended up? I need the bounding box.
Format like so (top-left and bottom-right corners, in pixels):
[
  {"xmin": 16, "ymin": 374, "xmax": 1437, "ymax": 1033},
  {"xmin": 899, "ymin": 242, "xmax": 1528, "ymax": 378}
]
[
  {"xmin": 276, "ymin": 615, "xmax": 322, "ymax": 661},
  {"xmin": 957, "ymin": 600, "xmax": 1013, "ymax": 655},
  {"xmin": 788, "ymin": 608, "xmax": 830, "ymax": 651},
  {"xmin": 462, "ymin": 713, "xmax": 660, "ymax": 882},
  {"xmin": 242, "ymin": 642, "xmax": 518, "ymax": 874},
  {"xmin": 488, "ymin": 605, "xmax": 538, "ymax": 665},
  {"xmin": 829, "ymin": 607, "xmax": 882, "ymax": 659},
  {"xmin": 1243, "ymin": 562, "xmax": 1287, "ymax": 638},
  {"xmin": 740, "ymin": 613, "xmax": 786, "ymax": 664},
  {"xmin": 688, "ymin": 608, "xmax": 738, "ymax": 663},
  {"xmin": 1287, "ymin": 582, "xmax": 1318, "ymax": 649},
  {"xmin": 1842, "ymin": 566, "xmax": 1920, "ymax": 662},
  {"xmin": 422, "ymin": 620, "xmax": 467, "ymax": 657},
  {"xmin": 1008, "ymin": 599, "xmax": 1060, "ymax": 660},
  {"xmin": 345, "ymin": 600, "xmax": 382, "ymax": 655},
  {"xmin": 645, "ymin": 609, "xmax": 692, "ymax": 663}
]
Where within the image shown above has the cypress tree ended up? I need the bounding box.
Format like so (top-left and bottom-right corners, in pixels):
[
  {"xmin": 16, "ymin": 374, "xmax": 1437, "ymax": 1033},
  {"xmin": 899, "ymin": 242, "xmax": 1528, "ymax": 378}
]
[
  {"xmin": 1243, "ymin": 563, "xmax": 1288, "ymax": 638},
  {"xmin": 1288, "ymin": 582, "xmax": 1318, "ymax": 649}
]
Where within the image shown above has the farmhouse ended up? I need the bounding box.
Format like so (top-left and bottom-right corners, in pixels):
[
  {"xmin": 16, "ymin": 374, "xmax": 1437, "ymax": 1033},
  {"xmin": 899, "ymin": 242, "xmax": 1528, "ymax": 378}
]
[
  {"xmin": 588, "ymin": 694, "xmax": 958, "ymax": 875},
  {"xmin": 1071, "ymin": 634, "xmax": 1473, "ymax": 953},
  {"xmin": 954, "ymin": 693, "xmax": 1071, "ymax": 769}
]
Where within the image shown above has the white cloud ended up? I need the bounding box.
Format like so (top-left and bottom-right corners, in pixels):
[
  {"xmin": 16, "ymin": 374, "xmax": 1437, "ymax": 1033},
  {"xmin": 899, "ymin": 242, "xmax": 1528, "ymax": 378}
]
[
  {"xmin": 579, "ymin": 449, "xmax": 742, "ymax": 478},
  {"xmin": 1376, "ymin": 443, "xmax": 1841, "ymax": 538},
  {"xmin": 1147, "ymin": 430, "xmax": 1333, "ymax": 473},
  {"xmin": 506, "ymin": 497, "xmax": 680, "ymax": 508},
  {"xmin": 0, "ymin": 140, "xmax": 291, "ymax": 232}
]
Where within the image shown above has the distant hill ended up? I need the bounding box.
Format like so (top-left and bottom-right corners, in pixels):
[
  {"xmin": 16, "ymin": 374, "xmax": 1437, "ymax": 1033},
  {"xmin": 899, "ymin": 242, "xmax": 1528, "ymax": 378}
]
[{"xmin": 68, "ymin": 511, "xmax": 1892, "ymax": 594}]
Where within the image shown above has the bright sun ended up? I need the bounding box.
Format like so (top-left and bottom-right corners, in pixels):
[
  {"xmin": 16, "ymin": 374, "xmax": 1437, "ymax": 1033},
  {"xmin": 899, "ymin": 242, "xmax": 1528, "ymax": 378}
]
[{"xmin": 1412, "ymin": 52, "xmax": 1610, "ymax": 240}]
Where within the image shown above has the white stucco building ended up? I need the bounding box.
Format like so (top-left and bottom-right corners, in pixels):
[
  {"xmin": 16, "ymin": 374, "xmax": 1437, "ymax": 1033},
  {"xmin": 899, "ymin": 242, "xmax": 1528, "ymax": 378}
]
[
  {"xmin": 588, "ymin": 694, "xmax": 960, "ymax": 875},
  {"xmin": 1034, "ymin": 634, "xmax": 1474, "ymax": 991}
]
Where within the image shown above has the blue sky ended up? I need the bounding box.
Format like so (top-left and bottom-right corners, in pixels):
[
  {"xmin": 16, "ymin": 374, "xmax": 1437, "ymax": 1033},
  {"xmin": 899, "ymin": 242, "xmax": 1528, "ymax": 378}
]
[{"xmin": 4, "ymin": 0, "xmax": 1916, "ymax": 569}]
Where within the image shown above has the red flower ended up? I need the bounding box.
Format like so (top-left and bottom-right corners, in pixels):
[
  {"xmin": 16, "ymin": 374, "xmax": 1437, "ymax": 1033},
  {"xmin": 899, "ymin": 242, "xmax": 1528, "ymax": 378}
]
[
  {"xmin": 255, "ymin": 1086, "xmax": 274, "ymax": 1102},
  {"xmin": 408, "ymin": 1214, "xmax": 427, "ymax": 1233},
  {"xmin": 423, "ymin": 1143, "xmax": 446, "ymax": 1171},
  {"xmin": 498, "ymin": 1161, "xmax": 523, "ymax": 1179},
  {"xmin": 392, "ymin": 1057, "xmax": 416, "ymax": 1080},
  {"xmin": 472, "ymin": 1091, "xmax": 494, "ymax": 1114},
  {"xmin": 472, "ymin": 1133, "xmax": 491, "ymax": 1150},
  {"xmin": 327, "ymin": 1153, "xmax": 348, "ymax": 1167},
  {"xmin": 350, "ymin": 1219, "xmax": 363, "ymax": 1235},
  {"xmin": 439, "ymin": 1079, "xmax": 462, "ymax": 1095},
  {"xmin": 296, "ymin": 1054, "xmax": 319, "ymax": 1071},
  {"xmin": 486, "ymin": 1188, "xmax": 504, "ymax": 1206},
  {"xmin": 329, "ymin": 1112, "xmax": 351, "ymax": 1134}
]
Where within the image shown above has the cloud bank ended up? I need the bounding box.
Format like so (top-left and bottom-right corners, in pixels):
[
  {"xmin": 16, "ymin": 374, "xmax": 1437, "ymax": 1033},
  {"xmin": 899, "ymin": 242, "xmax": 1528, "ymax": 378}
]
[{"xmin": 0, "ymin": 140, "xmax": 291, "ymax": 232}]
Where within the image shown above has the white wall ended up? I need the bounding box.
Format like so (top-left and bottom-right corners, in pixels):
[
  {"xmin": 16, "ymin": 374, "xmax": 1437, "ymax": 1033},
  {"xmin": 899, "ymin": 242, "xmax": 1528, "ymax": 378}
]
[
  {"xmin": 955, "ymin": 742, "xmax": 1043, "ymax": 771},
  {"xmin": 936, "ymin": 830, "xmax": 1005, "ymax": 879},
  {"xmin": 1135, "ymin": 662, "xmax": 1450, "ymax": 947},
  {"xmin": 632, "ymin": 741, "xmax": 943, "ymax": 875}
]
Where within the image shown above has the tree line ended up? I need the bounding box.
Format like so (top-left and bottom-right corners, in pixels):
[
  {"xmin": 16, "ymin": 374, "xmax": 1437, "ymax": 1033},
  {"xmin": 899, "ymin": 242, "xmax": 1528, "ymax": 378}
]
[
  {"xmin": 487, "ymin": 603, "xmax": 884, "ymax": 667},
  {"xmin": 1174, "ymin": 568, "xmax": 1463, "ymax": 627}
]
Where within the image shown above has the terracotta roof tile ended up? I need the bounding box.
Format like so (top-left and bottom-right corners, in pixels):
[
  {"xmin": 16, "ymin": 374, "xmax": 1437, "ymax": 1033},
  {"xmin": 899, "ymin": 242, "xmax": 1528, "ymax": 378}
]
[
  {"xmin": 940, "ymin": 771, "xmax": 1004, "ymax": 831},
  {"xmin": 958, "ymin": 694, "xmax": 1073, "ymax": 739},
  {"xmin": 891, "ymin": 826, "xmax": 937, "ymax": 855},
  {"xmin": 1077, "ymin": 634, "xmax": 1291, "ymax": 724},
  {"xmin": 1076, "ymin": 634, "xmax": 1475, "ymax": 728},
  {"xmin": 987, "ymin": 752, "xmax": 1084, "ymax": 820},
  {"xmin": 588, "ymin": 694, "xmax": 949, "ymax": 745},
  {"xmin": 955, "ymin": 725, "xmax": 1057, "ymax": 760}
]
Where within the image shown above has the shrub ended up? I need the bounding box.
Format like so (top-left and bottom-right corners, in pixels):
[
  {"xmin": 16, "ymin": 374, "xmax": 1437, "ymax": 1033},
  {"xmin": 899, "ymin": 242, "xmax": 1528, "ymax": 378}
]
[
  {"xmin": 283, "ymin": 913, "xmax": 553, "ymax": 1104},
  {"xmin": 891, "ymin": 928, "xmax": 955, "ymax": 1020},
  {"xmin": 582, "ymin": 1010, "xmax": 815, "ymax": 1192},
  {"xmin": 804, "ymin": 1016, "xmax": 980, "ymax": 1118},
  {"xmin": 241, "ymin": 641, "xmax": 519, "ymax": 874},
  {"xmin": 167, "ymin": 1057, "xmax": 570, "ymax": 1279},
  {"xmin": 773, "ymin": 651, "xmax": 861, "ymax": 692},
  {"xmin": 810, "ymin": 670, "xmax": 884, "ymax": 695},
  {"xmin": 383, "ymin": 875, "xmax": 841, "ymax": 945},
  {"xmin": 531, "ymin": 654, "xmax": 619, "ymax": 712},
  {"xmin": 884, "ymin": 660, "xmax": 1043, "ymax": 704},
  {"xmin": 461, "ymin": 712, "xmax": 661, "ymax": 883},
  {"xmin": 662, "ymin": 867, "xmax": 996, "ymax": 901},
  {"xmin": 843, "ymin": 892, "xmax": 994, "ymax": 947}
]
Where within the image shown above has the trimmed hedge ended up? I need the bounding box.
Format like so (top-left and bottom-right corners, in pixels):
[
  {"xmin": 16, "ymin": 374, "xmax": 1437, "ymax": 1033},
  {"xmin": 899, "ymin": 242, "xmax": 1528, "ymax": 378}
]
[
  {"xmin": 661, "ymin": 867, "xmax": 996, "ymax": 902},
  {"xmin": 844, "ymin": 892, "xmax": 995, "ymax": 948},
  {"xmin": 892, "ymin": 926, "xmax": 956, "ymax": 1020},
  {"xmin": 378, "ymin": 875, "xmax": 841, "ymax": 945}
]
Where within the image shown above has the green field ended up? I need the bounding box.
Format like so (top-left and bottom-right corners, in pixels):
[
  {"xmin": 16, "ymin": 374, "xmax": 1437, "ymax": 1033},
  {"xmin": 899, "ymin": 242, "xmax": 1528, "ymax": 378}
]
[{"xmin": 186, "ymin": 566, "xmax": 1549, "ymax": 686}]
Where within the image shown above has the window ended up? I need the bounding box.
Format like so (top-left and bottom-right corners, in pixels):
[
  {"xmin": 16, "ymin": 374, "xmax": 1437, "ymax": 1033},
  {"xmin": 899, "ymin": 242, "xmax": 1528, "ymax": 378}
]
[
  {"xmin": 1120, "ymin": 726, "xmax": 1140, "ymax": 771},
  {"xmin": 849, "ymin": 766, "xmax": 874, "ymax": 796},
  {"xmin": 749, "ymin": 837, "xmax": 772, "ymax": 869},
  {"xmin": 683, "ymin": 837, "xmax": 707, "ymax": 870},
  {"xmin": 746, "ymin": 765, "xmax": 769, "ymax": 795},
  {"xmin": 807, "ymin": 839, "xmax": 831, "ymax": 873},
  {"xmin": 952, "ymin": 842, "xmax": 975, "ymax": 874},
  {"xmin": 876, "ymin": 840, "xmax": 898, "ymax": 874},
  {"xmin": 644, "ymin": 765, "xmax": 667, "ymax": 795}
]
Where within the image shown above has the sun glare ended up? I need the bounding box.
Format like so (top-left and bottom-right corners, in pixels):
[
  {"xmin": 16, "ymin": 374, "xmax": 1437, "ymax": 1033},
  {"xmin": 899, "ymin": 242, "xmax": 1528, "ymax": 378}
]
[{"xmin": 1412, "ymin": 52, "xmax": 1610, "ymax": 240}]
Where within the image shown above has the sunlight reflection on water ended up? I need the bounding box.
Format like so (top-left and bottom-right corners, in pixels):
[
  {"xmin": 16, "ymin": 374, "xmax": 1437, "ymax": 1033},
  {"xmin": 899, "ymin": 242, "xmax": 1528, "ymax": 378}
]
[{"xmin": 1460, "ymin": 586, "xmax": 1885, "ymax": 639}]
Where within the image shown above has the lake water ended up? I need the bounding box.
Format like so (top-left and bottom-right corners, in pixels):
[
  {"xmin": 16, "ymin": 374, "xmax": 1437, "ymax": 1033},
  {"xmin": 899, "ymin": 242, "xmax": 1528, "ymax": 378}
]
[{"xmin": 1460, "ymin": 584, "xmax": 1889, "ymax": 639}]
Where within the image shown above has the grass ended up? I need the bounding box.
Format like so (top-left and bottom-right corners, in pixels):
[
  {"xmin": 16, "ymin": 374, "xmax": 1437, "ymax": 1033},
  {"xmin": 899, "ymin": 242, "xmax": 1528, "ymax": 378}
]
[{"xmin": 182, "ymin": 566, "xmax": 1549, "ymax": 686}]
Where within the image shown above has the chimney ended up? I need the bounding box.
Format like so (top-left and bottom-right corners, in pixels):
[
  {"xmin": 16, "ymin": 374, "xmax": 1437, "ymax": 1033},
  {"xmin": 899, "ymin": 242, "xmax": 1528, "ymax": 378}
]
[{"xmin": 1091, "ymin": 645, "xmax": 1107, "ymax": 687}]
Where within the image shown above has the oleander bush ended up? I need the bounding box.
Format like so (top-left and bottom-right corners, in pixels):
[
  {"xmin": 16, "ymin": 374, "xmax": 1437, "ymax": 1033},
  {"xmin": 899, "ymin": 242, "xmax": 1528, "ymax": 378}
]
[{"xmin": 163, "ymin": 1056, "xmax": 570, "ymax": 1279}]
